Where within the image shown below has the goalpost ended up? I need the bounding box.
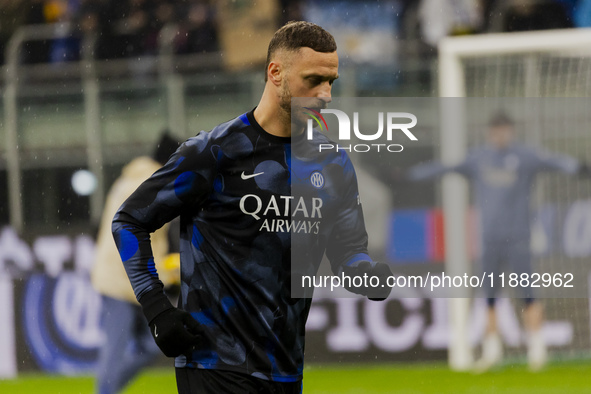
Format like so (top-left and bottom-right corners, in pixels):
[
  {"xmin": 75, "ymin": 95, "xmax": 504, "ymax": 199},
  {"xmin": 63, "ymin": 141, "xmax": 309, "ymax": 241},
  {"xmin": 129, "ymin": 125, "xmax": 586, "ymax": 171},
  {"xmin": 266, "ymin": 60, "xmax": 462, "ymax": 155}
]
[{"xmin": 438, "ymin": 28, "xmax": 591, "ymax": 371}]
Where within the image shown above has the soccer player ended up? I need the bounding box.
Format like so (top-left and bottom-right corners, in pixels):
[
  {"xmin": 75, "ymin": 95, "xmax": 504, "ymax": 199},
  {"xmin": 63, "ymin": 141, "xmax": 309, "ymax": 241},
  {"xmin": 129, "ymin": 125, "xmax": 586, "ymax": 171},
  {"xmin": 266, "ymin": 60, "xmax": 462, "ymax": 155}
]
[
  {"xmin": 92, "ymin": 132, "xmax": 181, "ymax": 394},
  {"xmin": 112, "ymin": 21, "xmax": 392, "ymax": 393},
  {"xmin": 408, "ymin": 112, "xmax": 589, "ymax": 372}
]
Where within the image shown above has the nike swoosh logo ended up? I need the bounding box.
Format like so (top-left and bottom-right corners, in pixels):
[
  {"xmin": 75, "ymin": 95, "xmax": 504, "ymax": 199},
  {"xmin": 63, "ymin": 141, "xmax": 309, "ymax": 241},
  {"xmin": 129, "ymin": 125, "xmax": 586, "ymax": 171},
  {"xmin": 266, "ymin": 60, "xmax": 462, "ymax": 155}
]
[
  {"xmin": 154, "ymin": 325, "xmax": 158, "ymax": 338},
  {"xmin": 241, "ymin": 171, "xmax": 264, "ymax": 180}
]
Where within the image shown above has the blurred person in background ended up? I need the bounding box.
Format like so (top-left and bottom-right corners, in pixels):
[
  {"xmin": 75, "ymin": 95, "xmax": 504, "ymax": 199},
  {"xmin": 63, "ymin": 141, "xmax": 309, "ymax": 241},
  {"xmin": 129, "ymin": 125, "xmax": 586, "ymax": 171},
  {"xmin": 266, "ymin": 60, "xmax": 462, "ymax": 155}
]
[
  {"xmin": 418, "ymin": 0, "xmax": 483, "ymax": 48},
  {"xmin": 408, "ymin": 112, "xmax": 590, "ymax": 372},
  {"xmin": 23, "ymin": 0, "xmax": 52, "ymax": 63},
  {"xmin": 103, "ymin": 0, "xmax": 151, "ymax": 58},
  {"xmin": 500, "ymin": 0, "xmax": 572, "ymax": 32},
  {"xmin": 47, "ymin": 0, "xmax": 80, "ymax": 63},
  {"xmin": 22, "ymin": 0, "xmax": 81, "ymax": 63},
  {"xmin": 76, "ymin": 0, "xmax": 110, "ymax": 59},
  {"xmin": 142, "ymin": 0, "xmax": 177, "ymax": 55},
  {"xmin": 176, "ymin": 0, "xmax": 219, "ymax": 55},
  {"xmin": 91, "ymin": 131, "xmax": 181, "ymax": 394}
]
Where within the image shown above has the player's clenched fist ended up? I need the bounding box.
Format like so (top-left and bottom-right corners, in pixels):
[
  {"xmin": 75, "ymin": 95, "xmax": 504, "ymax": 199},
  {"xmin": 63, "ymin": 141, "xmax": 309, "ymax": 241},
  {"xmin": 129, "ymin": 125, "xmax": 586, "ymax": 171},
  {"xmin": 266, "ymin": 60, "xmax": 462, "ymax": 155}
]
[{"xmin": 139, "ymin": 287, "xmax": 202, "ymax": 357}]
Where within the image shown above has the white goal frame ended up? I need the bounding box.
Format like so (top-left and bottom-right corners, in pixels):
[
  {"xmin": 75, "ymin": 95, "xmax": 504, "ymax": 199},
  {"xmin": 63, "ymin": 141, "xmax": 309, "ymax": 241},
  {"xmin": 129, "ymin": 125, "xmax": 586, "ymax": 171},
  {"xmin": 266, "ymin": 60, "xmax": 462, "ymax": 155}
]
[{"xmin": 438, "ymin": 28, "xmax": 591, "ymax": 371}]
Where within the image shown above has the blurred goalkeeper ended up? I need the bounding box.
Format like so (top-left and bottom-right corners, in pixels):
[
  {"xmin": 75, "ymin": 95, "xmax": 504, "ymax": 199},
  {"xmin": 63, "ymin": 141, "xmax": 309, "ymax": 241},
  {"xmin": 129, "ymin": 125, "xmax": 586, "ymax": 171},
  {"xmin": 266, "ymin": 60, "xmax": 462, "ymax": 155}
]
[
  {"xmin": 92, "ymin": 132, "xmax": 181, "ymax": 394},
  {"xmin": 408, "ymin": 112, "xmax": 589, "ymax": 372}
]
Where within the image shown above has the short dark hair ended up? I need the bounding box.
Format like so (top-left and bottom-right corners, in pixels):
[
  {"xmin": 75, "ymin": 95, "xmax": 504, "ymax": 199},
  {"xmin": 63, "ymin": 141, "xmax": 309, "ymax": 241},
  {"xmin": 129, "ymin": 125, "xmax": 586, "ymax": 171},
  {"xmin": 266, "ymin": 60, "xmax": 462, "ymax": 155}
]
[
  {"xmin": 489, "ymin": 111, "xmax": 514, "ymax": 127},
  {"xmin": 265, "ymin": 21, "xmax": 337, "ymax": 81}
]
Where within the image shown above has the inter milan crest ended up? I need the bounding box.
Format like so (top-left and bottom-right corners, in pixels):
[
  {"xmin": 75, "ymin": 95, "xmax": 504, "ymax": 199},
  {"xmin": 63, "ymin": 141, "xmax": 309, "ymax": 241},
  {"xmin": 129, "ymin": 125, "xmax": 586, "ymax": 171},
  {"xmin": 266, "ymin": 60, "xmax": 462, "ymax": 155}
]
[{"xmin": 310, "ymin": 171, "xmax": 324, "ymax": 189}]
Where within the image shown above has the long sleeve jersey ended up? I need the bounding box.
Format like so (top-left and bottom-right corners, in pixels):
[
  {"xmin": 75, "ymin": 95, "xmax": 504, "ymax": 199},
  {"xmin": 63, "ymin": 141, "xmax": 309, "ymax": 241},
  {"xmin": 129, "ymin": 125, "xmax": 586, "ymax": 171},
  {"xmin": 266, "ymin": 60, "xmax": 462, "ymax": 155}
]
[
  {"xmin": 112, "ymin": 110, "xmax": 370, "ymax": 382},
  {"xmin": 92, "ymin": 156, "xmax": 175, "ymax": 304},
  {"xmin": 409, "ymin": 143, "xmax": 579, "ymax": 242}
]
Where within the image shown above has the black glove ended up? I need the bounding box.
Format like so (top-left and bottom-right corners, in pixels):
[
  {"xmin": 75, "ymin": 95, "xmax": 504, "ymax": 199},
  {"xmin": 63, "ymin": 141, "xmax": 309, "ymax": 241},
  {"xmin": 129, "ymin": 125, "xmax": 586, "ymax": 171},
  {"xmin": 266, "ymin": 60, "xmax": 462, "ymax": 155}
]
[
  {"xmin": 579, "ymin": 162, "xmax": 590, "ymax": 178},
  {"xmin": 342, "ymin": 261, "xmax": 393, "ymax": 301},
  {"xmin": 139, "ymin": 287, "xmax": 202, "ymax": 357}
]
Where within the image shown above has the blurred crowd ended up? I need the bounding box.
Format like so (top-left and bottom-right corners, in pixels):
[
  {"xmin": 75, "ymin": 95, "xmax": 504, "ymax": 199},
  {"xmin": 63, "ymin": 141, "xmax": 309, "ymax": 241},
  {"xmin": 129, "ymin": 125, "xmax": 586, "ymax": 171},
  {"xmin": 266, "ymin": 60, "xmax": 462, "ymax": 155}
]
[
  {"xmin": 403, "ymin": 0, "xmax": 582, "ymax": 55},
  {"xmin": 0, "ymin": 0, "xmax": 306, "ymax": 65},
  {"xmin": 7, "ymin": 0, "xmax": 223, "ymax": 64},
  {"xmin": 405, "ymin": 0, "xmax": 580, "ymax": 45},
  {"xmin": 0, "ymin": 0, "xmax": 590, "ymax": 65}
]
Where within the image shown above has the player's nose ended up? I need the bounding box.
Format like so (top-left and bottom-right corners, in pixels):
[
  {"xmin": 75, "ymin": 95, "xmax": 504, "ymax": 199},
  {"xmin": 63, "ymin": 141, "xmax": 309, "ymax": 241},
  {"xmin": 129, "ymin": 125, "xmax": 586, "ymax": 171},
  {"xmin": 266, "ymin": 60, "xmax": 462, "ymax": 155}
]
[
  {"xmin": 318, "ymin": 86, "xmax": 332, "ymax": 104},
  {"xmin": 318, "ymin": 84, "xmax": 332, "ymax": 104}
]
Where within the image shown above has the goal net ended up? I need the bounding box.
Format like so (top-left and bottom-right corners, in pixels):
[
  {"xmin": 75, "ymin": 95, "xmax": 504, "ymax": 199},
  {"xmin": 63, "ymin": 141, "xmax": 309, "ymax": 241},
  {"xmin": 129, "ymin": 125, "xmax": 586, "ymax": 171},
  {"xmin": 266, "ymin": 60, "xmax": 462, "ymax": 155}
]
[{"xmin": 438, "ymin": 28, "xmax": 591, "ymax": 370}]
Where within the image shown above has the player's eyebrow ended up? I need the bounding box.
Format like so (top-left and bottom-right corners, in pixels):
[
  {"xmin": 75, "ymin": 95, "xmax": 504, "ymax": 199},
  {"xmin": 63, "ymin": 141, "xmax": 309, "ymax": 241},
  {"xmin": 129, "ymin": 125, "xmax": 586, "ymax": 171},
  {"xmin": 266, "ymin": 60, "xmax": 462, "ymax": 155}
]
[{"xmin": 305, "ymin": 73, "xmax": 339, "ymax": 83}]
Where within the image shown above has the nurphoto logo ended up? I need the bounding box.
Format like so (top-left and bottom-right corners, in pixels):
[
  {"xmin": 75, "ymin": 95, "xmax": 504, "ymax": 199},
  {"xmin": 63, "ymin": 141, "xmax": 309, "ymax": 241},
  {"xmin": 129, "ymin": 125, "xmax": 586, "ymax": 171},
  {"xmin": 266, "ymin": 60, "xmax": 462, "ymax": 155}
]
[{"xmin": 304, "ymin": 107, "xmax": 418, "ymax": 153}]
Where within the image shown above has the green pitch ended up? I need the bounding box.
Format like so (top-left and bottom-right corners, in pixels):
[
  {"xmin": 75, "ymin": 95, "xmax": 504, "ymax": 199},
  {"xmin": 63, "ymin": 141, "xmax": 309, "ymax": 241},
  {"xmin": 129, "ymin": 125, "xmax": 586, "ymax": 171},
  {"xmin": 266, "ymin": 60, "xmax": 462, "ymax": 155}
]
[{"xmin": 1, "ymin": 362, "xmax": 591, "ymax": 393}]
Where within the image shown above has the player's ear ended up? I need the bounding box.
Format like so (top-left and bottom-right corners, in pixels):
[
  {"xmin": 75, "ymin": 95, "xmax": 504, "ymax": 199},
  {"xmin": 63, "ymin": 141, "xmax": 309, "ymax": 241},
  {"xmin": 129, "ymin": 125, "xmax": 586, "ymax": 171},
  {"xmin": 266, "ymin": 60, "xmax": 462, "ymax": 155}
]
[{"xmin": 267, "ymin": 60, "xmax": 283, "ymax": 86}]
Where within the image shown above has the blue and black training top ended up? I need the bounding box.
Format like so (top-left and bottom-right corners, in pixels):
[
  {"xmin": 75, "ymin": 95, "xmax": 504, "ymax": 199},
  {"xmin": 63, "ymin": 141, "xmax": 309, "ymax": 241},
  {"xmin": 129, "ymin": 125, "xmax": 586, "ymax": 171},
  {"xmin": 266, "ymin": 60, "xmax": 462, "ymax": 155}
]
[{"xmin": 112, "ymin": 109, "xmax": 371, "ymax": 382}]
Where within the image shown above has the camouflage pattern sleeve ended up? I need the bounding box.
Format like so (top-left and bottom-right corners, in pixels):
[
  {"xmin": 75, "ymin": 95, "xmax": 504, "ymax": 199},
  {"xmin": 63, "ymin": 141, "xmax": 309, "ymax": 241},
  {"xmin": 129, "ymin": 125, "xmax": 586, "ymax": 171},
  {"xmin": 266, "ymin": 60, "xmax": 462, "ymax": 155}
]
[
  {"xmin": 112, "ymin": 135, "xmax": 214, "ymax": 301},
  {"xmin": 325, "ymin": 151, "xmax": 372, "ymax": 273}
]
